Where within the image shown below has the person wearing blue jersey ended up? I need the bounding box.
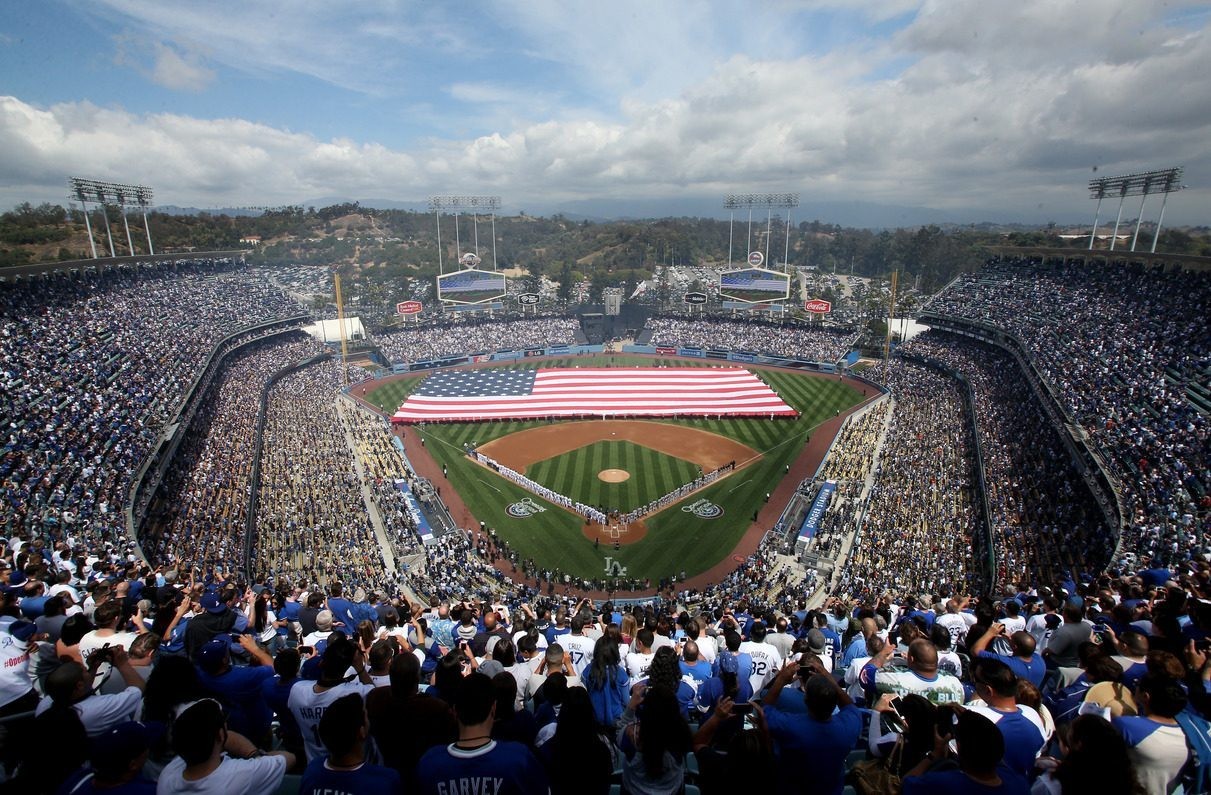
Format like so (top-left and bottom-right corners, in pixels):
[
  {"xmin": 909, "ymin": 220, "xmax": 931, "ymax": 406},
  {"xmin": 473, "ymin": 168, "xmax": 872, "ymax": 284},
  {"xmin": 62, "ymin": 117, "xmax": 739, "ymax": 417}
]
[
  {"xmin": 416, "ymin": 672, "xmax": 548, "ymax": 795},
  {"xmin": 968, "ymin": 623, "xmax": 1046, "ymax": 689},
  {"xmin": 901, "ymin": 709, "xmax": 1029, "ymax": 794},
  {"xmin": 300, "ymin": 693, "xmax": 400, "ymax": 795},
  {"xmin": 762, "ymin": 657, "xmax": 862, "ymax": 795},
  {"xmin": 964, "ymin": 658, "xmax": 1047, "ymax": 779}
]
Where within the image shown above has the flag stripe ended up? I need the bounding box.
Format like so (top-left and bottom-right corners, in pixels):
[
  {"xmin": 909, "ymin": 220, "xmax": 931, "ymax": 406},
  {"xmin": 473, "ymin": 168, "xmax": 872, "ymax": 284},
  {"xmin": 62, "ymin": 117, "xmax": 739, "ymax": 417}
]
[{"xmin": 392, "ymin": 366, "xmax": 797, "ymax": 422}]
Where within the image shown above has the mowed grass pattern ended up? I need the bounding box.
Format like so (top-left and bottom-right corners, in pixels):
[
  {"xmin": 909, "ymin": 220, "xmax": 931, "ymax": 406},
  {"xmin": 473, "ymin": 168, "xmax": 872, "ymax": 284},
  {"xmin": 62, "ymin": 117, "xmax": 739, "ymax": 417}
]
[
  {"xmin": 362, "ymin": 356, "xmax": 866, "ymax": 582},
  {"xmin": 526, "ymin": 441, "xmax": 702, "ymax": 513}
]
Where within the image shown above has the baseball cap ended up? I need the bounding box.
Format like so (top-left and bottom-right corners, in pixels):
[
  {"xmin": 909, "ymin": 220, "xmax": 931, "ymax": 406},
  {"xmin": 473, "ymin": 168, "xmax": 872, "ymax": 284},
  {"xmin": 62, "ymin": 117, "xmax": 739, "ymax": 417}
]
[
  {"xmin": 807, "ymin": 629, "xmax": 828, "ymax": 654},
  {"xmin": 200, "ymin": 592, "xmax": 225, "ymax": 614},
  {"xmin": 7, "ymin": 620, "xmax": 36, "ymax": 643},
  {"xmin": 91, "ymin": 721, "xmax": 165, "ymax": 775},
  {"xmin": 197, "ymin": 638, "xmax": 229, "ymax": 673},
  {"xmin": 315, "ymin": 610, "xmax": 334, "ymax": 631},
  {"xmin": 7, "ymin": 571, "xmax": 26, "ymax": 587},
  {"xmin": 478, "ymin": 660, "xmax": 504, "ymax": 678}
]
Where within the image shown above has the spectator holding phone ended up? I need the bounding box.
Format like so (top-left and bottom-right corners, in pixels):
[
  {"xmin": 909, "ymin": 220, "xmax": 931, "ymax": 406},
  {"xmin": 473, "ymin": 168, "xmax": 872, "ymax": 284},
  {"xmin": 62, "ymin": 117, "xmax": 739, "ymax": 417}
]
[{"xmin": 763, "ymin": 658, "xmax": 861, "ymax": 795}]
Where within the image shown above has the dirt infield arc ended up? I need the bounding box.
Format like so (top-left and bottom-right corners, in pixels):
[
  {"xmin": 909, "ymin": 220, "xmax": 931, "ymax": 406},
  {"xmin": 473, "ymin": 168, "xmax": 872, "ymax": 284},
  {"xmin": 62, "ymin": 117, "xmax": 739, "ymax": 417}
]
[
  {"xmin": 475, "ymin": 420, "xmax": 760, "ymax": 548},
  {"xmin": 476, "ymin": 420, "xmax": 758, "ymax": 473}
]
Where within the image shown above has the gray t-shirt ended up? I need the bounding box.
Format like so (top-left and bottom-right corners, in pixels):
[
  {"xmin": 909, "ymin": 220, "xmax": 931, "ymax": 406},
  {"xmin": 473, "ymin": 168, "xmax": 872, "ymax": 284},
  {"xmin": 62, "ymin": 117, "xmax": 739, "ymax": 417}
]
[{"xmin": 1046, "ymin": 620, "xmax": 1092, "ymax": 668}]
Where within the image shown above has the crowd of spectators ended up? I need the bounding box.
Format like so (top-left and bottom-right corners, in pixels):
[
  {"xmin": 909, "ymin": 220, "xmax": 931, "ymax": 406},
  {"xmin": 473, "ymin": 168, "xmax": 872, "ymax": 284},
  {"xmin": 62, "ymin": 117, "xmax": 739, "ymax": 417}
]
[
  {"xmin": 646, "ymin": 317, "xmax": 859, "ymax": 362},
  {"xmin": 254, "ymin": 360, "xmax": 393, "ymax": 594},
  {"xmin": 904, "ymin": 331, "xmax": 1112, "ymax": 588},
  {"xmin": 838, "ymin": 358, "xmax": 982, "ymax": 600},
  {"xmin": 928, "ymin": 258, "xmax": 1209, "ymax": 568},
  {"xmin": 1, "ymin": 261, "xmax": 297, "ymax": 564},
  {"xmin": 143, "ymin": 334, "xmax": 326, "ymax": 575},
  {"xmin": 7, "ymin": 530, "xmax": 1210, "ymax": 794},
  {"xmin": 375, "ymin": 316, "xmax": 580, "ymax": 363}
]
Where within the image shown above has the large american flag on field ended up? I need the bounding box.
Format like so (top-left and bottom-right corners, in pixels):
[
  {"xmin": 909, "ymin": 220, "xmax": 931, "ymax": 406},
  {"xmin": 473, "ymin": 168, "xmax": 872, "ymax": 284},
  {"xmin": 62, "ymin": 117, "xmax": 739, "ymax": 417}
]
[{"xmin": 390, "ymin": 367, "xmax": 797, "ymax": 422}]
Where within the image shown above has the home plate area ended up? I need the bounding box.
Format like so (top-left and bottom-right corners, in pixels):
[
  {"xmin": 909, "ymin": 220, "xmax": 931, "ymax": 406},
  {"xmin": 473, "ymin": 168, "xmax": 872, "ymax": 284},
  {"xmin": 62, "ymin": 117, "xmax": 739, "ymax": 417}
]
[{"xmin": 476, "ymin": 420, "xmax": 759, "ymax": 546}]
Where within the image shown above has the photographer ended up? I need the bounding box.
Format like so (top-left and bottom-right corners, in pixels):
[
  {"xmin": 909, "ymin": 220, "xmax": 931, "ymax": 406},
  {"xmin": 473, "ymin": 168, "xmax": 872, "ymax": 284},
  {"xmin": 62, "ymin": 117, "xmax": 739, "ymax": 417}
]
[
  {"xmin": 763, "ymin": 657, "xmax": 861, "ymax": 794},
  {"xmin": 36, "ymin": 645, "xmax": 145, "ymax": 736}
]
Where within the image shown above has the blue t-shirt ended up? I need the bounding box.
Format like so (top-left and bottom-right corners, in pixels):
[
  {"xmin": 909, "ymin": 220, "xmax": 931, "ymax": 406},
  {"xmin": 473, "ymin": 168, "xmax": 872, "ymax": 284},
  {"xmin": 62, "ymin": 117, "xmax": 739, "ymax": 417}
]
[
  {"xmin": 326, "ymin": 598, "xmax": 360, "ymax": 631},
  {"xmin": 416, "ymin": 740, "xmax": 548, "ymax": 795},
  {"xmin": 902, "ymin": 767, "xmax": 1029, "ymax": 794},
  {"xmin": 197, "ymin": 664, "xmax": 276, "ymax": 739},
  {"xmin": 299, "ymin": 755, "xmax": 400, "ymax": 795},
  {"xmin": 975, "ymin": 651, "xmax": 1045, "ymax": 689},
  {"xmin": 765, "ymin": 703, "xmax": 862, "ymax": 795}
]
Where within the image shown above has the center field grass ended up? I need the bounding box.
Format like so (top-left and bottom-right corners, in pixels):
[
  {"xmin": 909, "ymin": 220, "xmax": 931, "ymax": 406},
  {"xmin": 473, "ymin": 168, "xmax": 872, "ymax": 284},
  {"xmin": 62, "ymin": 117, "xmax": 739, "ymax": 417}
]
[
  {"xmin": 525, "ymin": 441, "xmax": 702, "ymax": 514},
  {"xmin": 362, "ymin": 356, "xmax": 865, "ymax": 582}
]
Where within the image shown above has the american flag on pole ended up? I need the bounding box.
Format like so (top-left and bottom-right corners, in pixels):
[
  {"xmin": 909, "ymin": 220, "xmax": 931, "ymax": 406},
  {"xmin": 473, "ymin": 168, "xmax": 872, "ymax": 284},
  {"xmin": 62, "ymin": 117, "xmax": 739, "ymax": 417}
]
[{"xmin": 390, "ymin": 367, "xmax": 797, "ymax": 422}]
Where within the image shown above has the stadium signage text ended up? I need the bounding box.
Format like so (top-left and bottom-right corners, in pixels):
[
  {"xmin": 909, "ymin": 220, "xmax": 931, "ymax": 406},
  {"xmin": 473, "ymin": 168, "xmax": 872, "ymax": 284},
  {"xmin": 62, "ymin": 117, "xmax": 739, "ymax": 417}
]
[
  {"xmin": 506, "ymin": 498, "xmax": 547, "ymax": 518},
  {"xmin": 517, "ymin": 293, "xmax": 540, "ymax": 306},
  {"xmin": 681, "ymin": 498, "xmax": 723, "ymax": 519},
  {"xmin": 804, "ymin": 298, "xmax": 832, "ymax": 314},
  {"xmin": 747, "ymin": 251, "xmax": 764, "ymax": 267},
  {"xmin": 396, "ymin": 300, "xmax": 423, "ymax": 315},
  {"xmin": 684, "ymin": 292, "xmax": 708, "ymax": 305}
]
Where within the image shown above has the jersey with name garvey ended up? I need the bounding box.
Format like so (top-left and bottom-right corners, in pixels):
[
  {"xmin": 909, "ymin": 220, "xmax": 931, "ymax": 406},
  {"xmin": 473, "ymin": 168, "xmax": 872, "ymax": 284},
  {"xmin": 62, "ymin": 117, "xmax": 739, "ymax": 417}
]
[
  {"xmin": 561, "ymin": 633, "xmax": 597, "ymax": 677},
  {"xmin": 288, "ymin": 680, "xmax": 376, "ymax": 762},
  {"xmin": 416, "ymin": 739, "xmax": 548, "ymax": 795},
  {"xmin": 738, "ymin": 641, "xmax": 783, "ymax": 693}
]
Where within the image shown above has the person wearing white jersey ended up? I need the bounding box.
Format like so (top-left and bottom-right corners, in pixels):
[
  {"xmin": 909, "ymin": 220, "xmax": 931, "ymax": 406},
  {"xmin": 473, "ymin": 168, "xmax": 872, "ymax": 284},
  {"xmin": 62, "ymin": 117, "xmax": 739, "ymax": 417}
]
[
  {"xmin": 738, "ymin": 622, "xmax": 783, "ymax": 695},
  {"xmin": 287, "ymin": 636, "xmax": 376, "ymax": 763},
  {"xmin": 561, "ymin": 614, "xmax": 597, "ymax": 677}
]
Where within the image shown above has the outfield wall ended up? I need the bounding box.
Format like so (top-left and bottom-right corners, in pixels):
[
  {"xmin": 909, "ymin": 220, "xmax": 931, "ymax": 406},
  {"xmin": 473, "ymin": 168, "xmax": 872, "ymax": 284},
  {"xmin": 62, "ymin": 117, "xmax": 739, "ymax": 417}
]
[
  {"xmin": 374, "ymin": 344, "xmax": 605, "ymax": 379},
  {"xmin": 624, "ymin": 343, "xmax": 838, "ymax": 373}
]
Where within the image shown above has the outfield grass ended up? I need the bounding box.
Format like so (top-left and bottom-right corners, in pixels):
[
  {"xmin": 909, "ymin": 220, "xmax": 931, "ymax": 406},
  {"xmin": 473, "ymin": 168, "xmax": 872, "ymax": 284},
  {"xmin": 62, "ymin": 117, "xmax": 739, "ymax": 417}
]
[
  {"xmin": 363, "ymin": 357, "xmax": 864, "ymax": 582},
  {"xmin": 526, "ymin": 441, "xmax": 702, "ymax": 513}
]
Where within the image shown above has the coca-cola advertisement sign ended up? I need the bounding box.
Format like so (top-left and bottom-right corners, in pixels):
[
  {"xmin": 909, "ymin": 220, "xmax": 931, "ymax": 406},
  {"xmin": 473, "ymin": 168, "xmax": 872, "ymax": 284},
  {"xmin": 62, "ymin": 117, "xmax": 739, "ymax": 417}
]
[{"xmin": 803, "ymin": 298, "xmax": 831, "ymax": 314}]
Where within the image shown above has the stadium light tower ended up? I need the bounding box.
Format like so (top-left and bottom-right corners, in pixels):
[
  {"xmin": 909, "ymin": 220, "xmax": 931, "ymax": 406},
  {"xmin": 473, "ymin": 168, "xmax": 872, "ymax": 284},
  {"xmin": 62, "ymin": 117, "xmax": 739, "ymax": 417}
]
[
  {"xmin": 428, "ymin": 196, "xmax": 503, "ymax": 273},
  {"xmin": 723, "ymin": 193, "xmax": 800, "ymax": 269},
  {"xmin": 1087, "ymin": 167, "xmax": 1182, "ymax": 252},
  {"xmin": 68, "ymin": 177, "xmax": 156, "ymax": 258}
]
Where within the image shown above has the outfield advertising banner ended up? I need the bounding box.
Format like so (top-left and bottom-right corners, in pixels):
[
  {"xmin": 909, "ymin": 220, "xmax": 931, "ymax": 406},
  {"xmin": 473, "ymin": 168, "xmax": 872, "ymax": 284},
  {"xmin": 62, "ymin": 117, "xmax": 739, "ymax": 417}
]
[
  {"xmin": 679, "ymin": 347, "xmax": 705, "ymax": 358},
  {"xmin": 656, "ymin": 347, "xmax": 676, "ymax": 355},
  {"xmin": 523, "ymin": 348, "xmax": 544, "ymax": 358},
  {"xmin": 547, "ymin": 345, "xmax": 571, "ymax": 355},
  {"xmin": 730, "ymin": 352, "xmax": 756, "ymax": 363}
]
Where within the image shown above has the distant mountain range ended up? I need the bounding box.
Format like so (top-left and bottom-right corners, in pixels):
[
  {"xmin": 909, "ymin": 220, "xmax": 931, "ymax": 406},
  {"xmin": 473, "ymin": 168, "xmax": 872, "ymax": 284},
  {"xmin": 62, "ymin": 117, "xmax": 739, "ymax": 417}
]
[{"xmin": 154, "ymin": 196, "xmax": 1088, "ymax": 230}]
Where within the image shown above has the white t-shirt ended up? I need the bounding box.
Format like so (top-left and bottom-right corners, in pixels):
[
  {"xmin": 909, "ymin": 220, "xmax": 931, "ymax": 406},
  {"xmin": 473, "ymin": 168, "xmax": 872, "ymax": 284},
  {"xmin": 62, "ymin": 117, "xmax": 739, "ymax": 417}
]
[
  {"xmin": 287, "ymin": 680, "xmax": 375, "ymax": 762},
  {"xmin": 36, "ymin": 686, "xmax": 142, "ymax": 736},
  {"xmin": 738, "ymin": 641, "xmax": 783, "ymax": 693},
  {"xmin": 156, "ymin": 753, "xmax": 286, "ymax": 794},
  {"xmin": 561, "ymin": 634, "xmax": 596, "ymax": 677},
  {"xmin": 0, "ymin": 635, "xmax": 33, "ymax": 707},
  {"xmin": 626, "ymin": 651, "xmax": 655, "ymax": 681},
  {"xmin": 935, "ymin": 613, "xmax": 974, "ymax": 647},
  {"xmin": 1000, "ymin": 616, "xmax": 1027, "ymax": 635},
  {"xmin": 78, "ymin": 630, "xmax": 139, "ymax": 686},
  {"xmin": 691, "ymin": 635, "xmax": 717, "ymax": 664}
]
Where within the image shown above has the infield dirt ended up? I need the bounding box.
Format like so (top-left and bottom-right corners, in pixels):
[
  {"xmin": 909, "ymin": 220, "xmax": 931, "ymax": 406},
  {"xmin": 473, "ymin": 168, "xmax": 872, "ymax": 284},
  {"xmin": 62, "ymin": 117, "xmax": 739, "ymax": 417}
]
[{"xmin": 476, "ymin": 419, "xmax": 758, "ymax": 473}]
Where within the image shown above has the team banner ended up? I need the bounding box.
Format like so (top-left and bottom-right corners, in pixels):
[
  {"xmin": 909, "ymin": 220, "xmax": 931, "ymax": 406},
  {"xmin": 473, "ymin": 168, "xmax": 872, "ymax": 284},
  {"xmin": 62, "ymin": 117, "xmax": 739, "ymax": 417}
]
[
  {"xmin": 797, "ymin": 479, "xmax": 837, "ymax": 543},
  {"xmin": 655, "ymin": 346, "xmax": 676, "ymax": 355},
  {"xmin": 391, "ymin": 367, "xmax": 797, "ymax": 422},
  {"xmin": 393, "ymin": 479, "xmax": 435, "ymax": 544}
]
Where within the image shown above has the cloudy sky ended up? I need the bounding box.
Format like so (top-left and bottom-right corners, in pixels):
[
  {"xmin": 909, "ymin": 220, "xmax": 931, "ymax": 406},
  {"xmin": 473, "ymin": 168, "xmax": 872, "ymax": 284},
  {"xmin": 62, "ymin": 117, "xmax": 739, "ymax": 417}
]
[{"xmin": 1, "ymin": 0, "xmax": 1208, "ymax": 225}]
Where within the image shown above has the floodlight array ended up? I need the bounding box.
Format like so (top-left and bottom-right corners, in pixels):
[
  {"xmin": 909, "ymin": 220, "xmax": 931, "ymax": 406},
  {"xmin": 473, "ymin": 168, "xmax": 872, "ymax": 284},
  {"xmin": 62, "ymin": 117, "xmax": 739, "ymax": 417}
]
[
  {"xmin": 428, "ymin": 195, "xmax": 502, "ymax": 211},
  {"xmin": 1088, "ymin": 168, "xmax": 1182, "ymax": 199},
  {"xmin": 68, "ymin": 177, "xmax": 154, "ymax": 207},
  {"xmin": 723, "ymin": 193, "xmax": 799, "ymax": 209}
]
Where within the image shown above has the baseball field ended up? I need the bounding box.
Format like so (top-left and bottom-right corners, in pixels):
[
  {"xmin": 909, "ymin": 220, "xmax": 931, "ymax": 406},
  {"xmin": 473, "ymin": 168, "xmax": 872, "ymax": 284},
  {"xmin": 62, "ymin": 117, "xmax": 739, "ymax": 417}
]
[{"xmin": 362, "ymin": 356, "xmax": 863, "ymax": 583}]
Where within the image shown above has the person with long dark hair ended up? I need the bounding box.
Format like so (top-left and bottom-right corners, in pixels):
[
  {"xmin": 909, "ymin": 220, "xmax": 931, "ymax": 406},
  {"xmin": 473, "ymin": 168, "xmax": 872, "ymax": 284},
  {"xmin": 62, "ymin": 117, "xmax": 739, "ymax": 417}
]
[
  {"xmin": 583, "ymin": 635, "xmax": 630, "ymax": 728},
  {"xmin": 537, "ymin": 686, "xmax": 615, "ymax": 795},
  {"xmin": 644, "ymin": 646, "xmax": 695, "ymax": 717},
  {"xmin": 617, "ymin": 684, "xmax": 692, "ymax": 795},
  {"xmin": 1034, "ymin": 714, "xmax": 1144, "ymax": 794}
]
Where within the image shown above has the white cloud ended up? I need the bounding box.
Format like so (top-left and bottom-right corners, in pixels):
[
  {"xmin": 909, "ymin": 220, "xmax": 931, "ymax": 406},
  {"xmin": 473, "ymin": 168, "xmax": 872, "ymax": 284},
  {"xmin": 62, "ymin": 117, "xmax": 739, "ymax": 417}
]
[
  {"xmin": 148, "ymin": 42, "xmax": 215, "ymax": 92},
  {"xmin": 4, "ymin": 1, "xmax": 1209, "ymax": 223}
]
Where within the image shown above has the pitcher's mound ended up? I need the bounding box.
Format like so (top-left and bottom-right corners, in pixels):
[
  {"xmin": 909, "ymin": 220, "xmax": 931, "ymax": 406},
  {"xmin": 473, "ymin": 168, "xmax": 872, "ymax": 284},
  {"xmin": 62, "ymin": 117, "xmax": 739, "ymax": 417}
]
[{"xmin": 598, "ymin": 469, "xmax": 631, "ymax": 483}]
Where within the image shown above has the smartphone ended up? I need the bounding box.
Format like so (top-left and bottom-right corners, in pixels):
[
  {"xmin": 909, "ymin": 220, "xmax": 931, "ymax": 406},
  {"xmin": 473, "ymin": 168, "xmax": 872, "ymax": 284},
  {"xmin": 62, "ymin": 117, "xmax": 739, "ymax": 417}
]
[{"xmin": 732, "ymin": 702, "xmax": 754, "ymax": 716}]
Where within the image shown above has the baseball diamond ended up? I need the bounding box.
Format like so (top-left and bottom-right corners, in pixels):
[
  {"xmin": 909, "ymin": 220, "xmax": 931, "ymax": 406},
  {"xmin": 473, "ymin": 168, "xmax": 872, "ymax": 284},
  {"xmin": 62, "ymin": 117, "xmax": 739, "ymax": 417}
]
[{"xmin": 362, "ymin": 356, "xmax": 865, "ymax": 582}]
